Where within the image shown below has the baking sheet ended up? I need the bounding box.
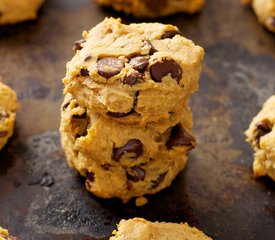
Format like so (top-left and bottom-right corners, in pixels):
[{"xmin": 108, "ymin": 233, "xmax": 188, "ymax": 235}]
[{"xmin": 0, "ymin": 0, "xmax": 274, "ymax": 239}]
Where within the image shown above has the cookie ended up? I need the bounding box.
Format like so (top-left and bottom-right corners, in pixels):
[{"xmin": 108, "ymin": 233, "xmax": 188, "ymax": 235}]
[
  {"xmin": 63, "ymin": 18, "xmax": 204, "ymax": 124},
  {"xmin": 0, "ymin": 0, "xmax": 44, "ymax": 25},
  {"xmin": 0, "ymin": 226, "xmax": 16, "ymax": 240},
  {"xmin": 0, "ymin": 81, "xmax": 18, "ymax": 150},
  {"xmin": 110, "ymin": 218, "xmax": 213, "ymax": 240},
  {"xmin": 60, "ymin": 94, "xmax": 195, "ymax": 202},
  {"xmin": 95, "ymin": 0, "xmax": 205, "ymax": 18},
  {"xmin": 243, "ymin": 0, "xmax": 275, "ymax": 33},
  {"xmin": 245, "ymin": 95, "xmax": 275, "ymax": 181}
]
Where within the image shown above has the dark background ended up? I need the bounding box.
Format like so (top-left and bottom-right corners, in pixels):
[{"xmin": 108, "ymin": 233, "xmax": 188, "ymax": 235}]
[{"xmin": 0, "ymin": 0, "xmax": 274, "ymax": 239}]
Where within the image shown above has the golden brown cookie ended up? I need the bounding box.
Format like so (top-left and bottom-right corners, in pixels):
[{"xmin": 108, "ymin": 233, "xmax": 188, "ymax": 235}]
[
  {"xmin": 96, "ymin": 0, "xmax": 205, "ymax": 18},
  {"xmin": 109, "ymin": 218, "xmax": 213, "ymax": 240},
  {"xmin": 60, "ymin": 94, "xmax": 195, "ymax": 203},
  {"xmin": 63, "ymin": 18, "xmax": 204, "ymax": 125},
  {"xmin": 0, "ymin": 81, "xmax": 18, "ymax": 150},
  {"xmin": 245, "ymin": 95, "xmax": 275, "ymax": 181}
]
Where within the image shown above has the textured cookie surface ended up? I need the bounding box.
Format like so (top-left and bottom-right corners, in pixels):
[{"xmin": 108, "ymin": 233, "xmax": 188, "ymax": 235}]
[
  {"xmin": 63, "ymin": 18, "xmax": 204, "ymax": 124},
  {"xmin": 244, "ymin": 0, "xmax": 275, "ymax": 32},
  {"xmin": 96, "ymin": 0, "xmax": 205, "ymax": 18},
  {"xmin": 60, "ymin": 94, "xmax": 195, "ymax": 202},
  {"xmin": 0, "ymin": 81, "xmax": 18, "ymax": 150},
  {"xmin": 245, "ymin": 95, "xmax": 275, "ymax": 181},
  {"xmin": 0, "ymin": 0, "xmax": 44, "ymax": 25},
  {"xmin": 110, "ymin": 218, "xmax": 213, "ymax": 240}
]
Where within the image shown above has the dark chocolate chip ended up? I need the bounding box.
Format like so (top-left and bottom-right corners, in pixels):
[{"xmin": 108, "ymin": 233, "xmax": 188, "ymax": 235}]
[
  {"xmin": 143, "ymin": 0, "xmax": 168, "ymax": 12},
  {"xmin": 0, "ymin": 131, "xmax": 8, "ymax": 138},
  {"xmin": 144, "ymin": 40, "xmax": 157, "ymax": 55},
  {"xmin": 126, "ymin": 181, "xmax": 133, "ymax": 190},
  {"xmin": 73, "ymin": 39, "xmax": 86, "ymax": 53},
  {"xmin": 80, "ymin": 69, "xmax": 89, "ymax": 76},
  {"xmin": 62, "ymin": 102, "xmax": 70, "ymax": 111},
  {"xmin": 72, "ymin": 112, "xmax": 87, "ymax": 119},
  {"xmin": 255, "ymin": 121, "xmax": 272, "ymax": 141},
  {"xmin": 113, "ymin": 139, "xmax": 143, "ymax": 161},
  {"xmin": 129, "ymin": 57, "xmax": 149, "ymax": 72},
  {"xmin": 86, "ymin": 172, "xmax": 95, "ymax": 182},
  {"xmin": 267, "ymin": 16, "xmax": 275, "ymax": 27},
  {"xmin": 150, "ymin": 59, "xmax": 182, "ymax": 82},
  {"xmin": 166, "ymin": 124, "xmax": 195, "ymax": 150},
  {"xmin": 151, "ymin": 172, "xmax": 167, "ymax": 189},
  {"xmin": 161, "ymin": 30, "xmax": 182, "ymax": 39},
  {"xmin": 97, "ymin": 57, "xmax": 124, "ymax": 78},
  {"xmin": 101, "ymin": 164, "xmax": 112, "ymax": 170},
  {"xmin": 84, "ymin": 55, "xmax": 92, "ymax": 61},
  {"xmin": 127, "ymin": 166, "xmax": 146, "ymax": 182},
  {"xmin": 107, "ymin": 110, "xmax": 133, "ymax": 118},
  {"xmin": 133, "ymin": 91, "xmax": 139, "ymax": 108},
  {"xmin": 123, "ymin": 73, "xmax": 144, "ymax": 86}
]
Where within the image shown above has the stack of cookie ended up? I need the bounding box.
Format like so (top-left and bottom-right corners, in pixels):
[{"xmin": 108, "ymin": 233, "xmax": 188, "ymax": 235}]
[{"xmin": 60, "ymin": 18, "xmax": 204, "ymax": 203}]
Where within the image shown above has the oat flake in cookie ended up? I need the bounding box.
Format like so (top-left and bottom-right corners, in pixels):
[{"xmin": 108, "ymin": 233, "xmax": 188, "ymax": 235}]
[
  {"xmin": 63, "ymin": 18, "xmax": 204, "ymax": 125},
  {"xmin": 60, "ymin": 94, "xmax": 195, "ymax": 203},
  {"xmin": 245, "ymin": 95, "xmax": 275, "ymax": 181},
  {"xmin": 0, "ymin": 81, "xmax": 18, "ymax": 151},
  {"xmin": 95, "ymin": 0, "xmax": 205, "ymax": 18},
  {"xmin": 109, "ymin": 218, "xmax": 213, "ymax": 240}
]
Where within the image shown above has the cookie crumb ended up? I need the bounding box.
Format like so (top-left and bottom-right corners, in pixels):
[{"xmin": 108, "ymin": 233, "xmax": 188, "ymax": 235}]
[{"xmin": 135, "ymin": 196, "xmax": 148, "ymax": 207}]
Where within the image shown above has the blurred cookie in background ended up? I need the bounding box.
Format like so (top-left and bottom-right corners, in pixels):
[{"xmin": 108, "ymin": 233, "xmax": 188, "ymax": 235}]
[{"xmin": 0, "ymin": 0, "xmax": 44, "ymax": 25}]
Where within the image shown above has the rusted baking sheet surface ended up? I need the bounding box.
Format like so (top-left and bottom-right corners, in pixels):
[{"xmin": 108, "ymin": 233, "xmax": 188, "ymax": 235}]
[{"xmin": 0, "ymin": 0, "xmax": 274, "ymax": 239}]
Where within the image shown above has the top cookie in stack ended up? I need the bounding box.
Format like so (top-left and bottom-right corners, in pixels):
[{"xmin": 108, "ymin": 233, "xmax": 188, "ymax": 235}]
[{"xmin": 63, "ymin": 18, "xmax": 204, "ymax": 125}]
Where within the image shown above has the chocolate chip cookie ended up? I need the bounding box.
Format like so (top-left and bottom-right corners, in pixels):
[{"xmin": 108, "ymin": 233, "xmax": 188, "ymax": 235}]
[
  {"xmin": 63, "ymin": 18, "xmax": 204, "ymax": 124},
  {"xmin": 0, "ymin": 81, "xmax": 18, "ymax": 150},
  {"xmin": 245, "ymin": 95, "xmax": 275, "ymax": 181},
  {"xmin": 110, "ymin": 218, "xmax": 213, "ymax": 240},
  {"xmin": 60, "ymin": 94, "xmax": 195, "ymax": 202},
  {"xmin": 0, "ymin": 0, "xmax": 44, "ymax": 25},
  {"xmin": 95, "ymin": 0, "xmax": 205, "ymax": 18},
  {"xmin": 243, "ymin": 0, "xmax": 275, "ymax": 33}
]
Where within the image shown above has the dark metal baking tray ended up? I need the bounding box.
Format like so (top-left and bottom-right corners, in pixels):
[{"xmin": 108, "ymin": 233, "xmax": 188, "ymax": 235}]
[{"xmin": 0, "ymin": 0, "xmax": 274, "ymax": 239}]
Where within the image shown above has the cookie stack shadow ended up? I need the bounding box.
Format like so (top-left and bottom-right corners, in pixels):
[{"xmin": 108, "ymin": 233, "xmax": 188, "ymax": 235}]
[{"xmin": 60, "ymin": 18, "xmax": 204, "ymax": 203}]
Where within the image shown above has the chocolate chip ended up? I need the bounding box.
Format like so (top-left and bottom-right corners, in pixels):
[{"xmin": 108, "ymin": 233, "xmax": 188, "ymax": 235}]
[
  {"xmin": 150, "ymin": 59, "xmax": 182, "ymax": 82},
  {"xmin": 161, "ymin": 30, "xmax": 182, "ymax": 39},
  {"xmin": 97, "ymin": 57, "xmax": 124, "ymax": 78},
  {"xmin": 62, "ymin": 102, "xmax": 70, "ymax": 111},
  {"xmin": 113, "ymin": 139, "xmax": 143, "ymax": 161},
  {"xmin": 126, "ymin": 181, "xmax": 133, "ymax": 190},
  {"xmin": 133, "ymin": 91, "xmax": 139, "ymax": 108},
  {"xmin": 166, "ymin": 124, "xmax": 195, "ymax": 150},
  {"xmin": 0, "ymin": 131, "xmax": 8, "ymax": 138},
  {"xmin": 143, "ymin": 0, "xmax": 168, "ymax": 12},
  {"xmin": 144, "ymin": 40, "xmax": 157, "ymax": 55},
  {"xmin": 101, "ymin": 164, "xmax": 112, "ymax": 170},
  {"xmin": 151, "ymin": 172, "xmax": 167, "ymax": 188},
  {"xmin": 127, "ymin": 166, "xmax": 146, "ymax": 182},
  {"xmin": 129, "ymin": 57, "xmax": 149, "ymax": 72},
  {"xmin": 80, "ymin": 69, "xmax": 89, "ymax": 76},
  {"xmin": 266, "ymin": 16, "xmax": 275, "ymax": 27},
  {"xmin": 84, "ymin": 55, "xmax": 92, "ymax": 61},
  {"xmin": 72, "ymin": 112, "xmax": 87, "ymax": 119},
  {"xmin": 123, "ymin": 73, "xmax": 144, "ymax": 86},
  {"xmin": 86, "ymin": 171, "xmax": 95, "ymax": 182},
  {"xmin": 255, "ymin": 121, "xmax": 272, "ymax": 142},
  {"xmin": 73, "ymin": 39, "xmax": 86, "ymax": 53},
  {"xmin": 107, "ymin": 110, "xmax": 133, "ymax": 118}
]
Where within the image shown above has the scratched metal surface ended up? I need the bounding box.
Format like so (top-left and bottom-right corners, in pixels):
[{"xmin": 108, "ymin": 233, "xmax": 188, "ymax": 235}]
[{"xmin": 0, "ymin": 0, "xmax": 275, "ymax": 239}]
